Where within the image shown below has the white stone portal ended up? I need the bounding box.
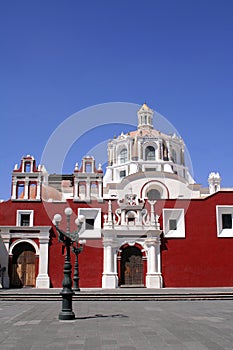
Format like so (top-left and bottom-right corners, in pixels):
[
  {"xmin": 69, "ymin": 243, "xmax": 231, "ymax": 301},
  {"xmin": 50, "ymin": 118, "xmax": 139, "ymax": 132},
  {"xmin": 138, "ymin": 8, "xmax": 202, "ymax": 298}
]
[
  {"xmin": 0, "ymin": 226, "xmax": 51, "ymax": 289},
  {"xmin": 102, "ymin": 196, "xmax": 163, "ymax": 288}
]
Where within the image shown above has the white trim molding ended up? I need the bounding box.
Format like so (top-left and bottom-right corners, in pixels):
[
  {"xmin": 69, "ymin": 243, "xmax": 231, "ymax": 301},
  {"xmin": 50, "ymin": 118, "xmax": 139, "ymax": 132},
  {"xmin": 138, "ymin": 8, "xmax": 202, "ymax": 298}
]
[
  {"xmin": 78, "ymin": 208, "xmax": 101, "ymax": 238},
  {"xmin": 16, "ymin": 210, "xmax": 34, "ymax": 227},
  {"xmin": 163, "ymin": 208, "xmax": 185, "ymax": 238},
  {"xmin": 216, "ymin": 205, "xmax": 233, "ymax": 237}
]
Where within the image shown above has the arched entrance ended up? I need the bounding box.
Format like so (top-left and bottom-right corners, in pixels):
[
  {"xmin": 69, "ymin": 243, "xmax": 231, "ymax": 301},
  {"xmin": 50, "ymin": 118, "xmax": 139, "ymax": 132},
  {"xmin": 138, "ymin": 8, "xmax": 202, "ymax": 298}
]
[
  {"xmin": 11, "ymin": 242, "xmax": 36, "ymax": 287},
  {"xmin": 119, "ymin": 245, "xmax": 144, "ymax": 287}
]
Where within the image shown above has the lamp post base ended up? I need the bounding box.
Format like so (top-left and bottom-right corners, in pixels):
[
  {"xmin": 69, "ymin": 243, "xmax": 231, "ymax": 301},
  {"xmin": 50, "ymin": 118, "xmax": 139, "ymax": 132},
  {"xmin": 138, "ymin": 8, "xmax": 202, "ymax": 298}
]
[
  {"xmin": 59, "ymin": 290, "xmax": 75, "ymax": 320},
  {"xmin": 59, "ymin": 311, "xmax": 75, "ymax": 320}
]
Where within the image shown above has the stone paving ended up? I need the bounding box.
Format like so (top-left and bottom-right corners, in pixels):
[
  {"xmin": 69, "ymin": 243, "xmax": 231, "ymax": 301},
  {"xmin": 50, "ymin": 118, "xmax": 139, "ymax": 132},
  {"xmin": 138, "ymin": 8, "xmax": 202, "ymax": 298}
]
[{"xmin": 0, "ymin": 300, "xmax": 232, "ymax": 350}]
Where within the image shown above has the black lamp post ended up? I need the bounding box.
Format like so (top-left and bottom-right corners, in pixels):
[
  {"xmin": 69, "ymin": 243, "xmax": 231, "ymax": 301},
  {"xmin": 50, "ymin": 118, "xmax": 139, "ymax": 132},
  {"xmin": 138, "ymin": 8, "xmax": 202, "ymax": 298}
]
[
  {"xmin": 72, "ymin": 239, "xmax": 86, "ymax": 292},
  {"xmin": 53, "ymin": 208, "xmax": 85, "ymax": 320}
]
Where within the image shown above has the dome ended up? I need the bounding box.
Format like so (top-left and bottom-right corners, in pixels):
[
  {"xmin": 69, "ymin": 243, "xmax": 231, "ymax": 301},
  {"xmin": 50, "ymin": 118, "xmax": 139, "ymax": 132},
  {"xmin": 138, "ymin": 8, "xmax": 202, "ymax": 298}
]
[{"xmin": 42, "ymin": 185, "xmax": 63, "ymax": 201}]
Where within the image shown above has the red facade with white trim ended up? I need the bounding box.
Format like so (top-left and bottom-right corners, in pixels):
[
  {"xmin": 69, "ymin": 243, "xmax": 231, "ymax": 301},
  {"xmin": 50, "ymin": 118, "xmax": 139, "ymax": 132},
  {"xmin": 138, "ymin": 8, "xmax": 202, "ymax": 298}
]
[{"xmin": 0, "ymin": 104, "xmax": 232, "ymax": 289}]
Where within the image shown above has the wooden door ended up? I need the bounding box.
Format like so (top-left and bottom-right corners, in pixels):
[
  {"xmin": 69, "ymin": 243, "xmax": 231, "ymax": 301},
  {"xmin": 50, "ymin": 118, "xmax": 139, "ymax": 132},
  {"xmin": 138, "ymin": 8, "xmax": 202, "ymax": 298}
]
[
  {"xmin": 11, "ymin": 245, "xmax": 36, "ymax": 287},
  {"xmin": 120, "ymin": 246, "xmax": 143, "ymax": 286},
  {"xmin": 124, "ymin": 255, "xmax": 143, "ymax": 285}
]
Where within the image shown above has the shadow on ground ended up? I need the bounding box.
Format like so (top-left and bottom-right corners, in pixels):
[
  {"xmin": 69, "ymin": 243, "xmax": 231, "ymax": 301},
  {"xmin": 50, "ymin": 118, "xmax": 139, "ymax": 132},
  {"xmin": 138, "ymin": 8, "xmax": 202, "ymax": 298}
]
[{"xmin": 76, "ymin": 313, "xmax": 129, "ymax": 320}]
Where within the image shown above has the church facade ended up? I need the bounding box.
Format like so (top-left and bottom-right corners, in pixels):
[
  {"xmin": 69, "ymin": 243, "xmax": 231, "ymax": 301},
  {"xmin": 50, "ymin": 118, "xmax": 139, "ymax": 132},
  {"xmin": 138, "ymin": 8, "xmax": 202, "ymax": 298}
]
[{"xmin": 0, "ymin": 104, "xmax": 233, "ymax": 289}]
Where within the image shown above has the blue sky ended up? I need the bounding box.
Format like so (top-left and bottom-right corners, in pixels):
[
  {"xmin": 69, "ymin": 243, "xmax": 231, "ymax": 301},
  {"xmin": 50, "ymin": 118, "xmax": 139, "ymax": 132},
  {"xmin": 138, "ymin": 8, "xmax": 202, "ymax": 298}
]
[{"xmin": 0, "ymin": 0, "xmax": 233, "ymax": 199}]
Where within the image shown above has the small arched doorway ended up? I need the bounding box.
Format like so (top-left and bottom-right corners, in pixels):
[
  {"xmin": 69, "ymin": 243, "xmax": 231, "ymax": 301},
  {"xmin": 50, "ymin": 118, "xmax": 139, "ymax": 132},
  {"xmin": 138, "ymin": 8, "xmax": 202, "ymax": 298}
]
[
  {"xmin": 120, "ymin": 245, "xmax": 144, "ymax": 287},
  {"xmin": 11, "ymin": 242, "xmax": 36, "ymax": 287}
]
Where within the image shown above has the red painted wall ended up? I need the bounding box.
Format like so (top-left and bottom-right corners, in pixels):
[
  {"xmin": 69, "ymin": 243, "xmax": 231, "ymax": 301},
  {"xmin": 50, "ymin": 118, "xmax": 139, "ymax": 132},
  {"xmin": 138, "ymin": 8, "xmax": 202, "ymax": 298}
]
[
  {"xmin": 48, "ymin": 237, "xmax": 103, "ymax": 288},
  {"xmin": 158, "ymin": 192, "xmax": 233, "ymax": 287}
]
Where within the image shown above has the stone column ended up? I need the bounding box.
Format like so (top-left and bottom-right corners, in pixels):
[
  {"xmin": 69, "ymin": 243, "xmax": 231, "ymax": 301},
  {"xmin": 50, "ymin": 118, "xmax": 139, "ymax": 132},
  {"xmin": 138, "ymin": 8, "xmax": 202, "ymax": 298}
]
[
  {"xmin": 36, "ymin": 233, "xmax": 50, "ymax": 288},
  {"xmin": 102, "ymin": 237, "xmax": 118, "ymax": 288},
  {"xmin": 0, "ymin": 235, "xmax": 10, "ymax": 288},
  {"xmin": 74, "ymin": 179, "xmax": 78, "ymax": 199},
  {"xmin": 145, "ymin": 236, "xmax": 163, "ymax": 288},
  {"xmin": 128, "ymin": 141, "xmax": 131, "ymax": 161},
  {"xmin": 156, "ymin": 240, "xmax": 161, "ymax": 275},
  {"xmin": 24, "ymin": 178, "xmax": 29, "ymax": 200},
  {"xmin": 11, "ymin": 177, "xmax": 17, "ymax": 200},
  {"xmin": 121, "ymin": 210, "xmax": 126, "ymax": 225},
  {"xmin": 113, "ymin": 249, "xmax": 118, "ymax": 275},
  {"xmin": 97, "ymin": 180, "xmax": 103, "ymax": 202},
  {"xmin": 36, "ymin": 179, "xmax": 41, "ymax": 200},
  {"xmin": 86, "ymin": 180, "xmax": 91, "ymax": 201},
  {"xmin": 106, "ymin": 244, "xmax": 112, "ymax": 273},
  {"xmin": 147, "ymin": 242, "xmax": 156, "ymax": 273},
  {"xmin": 113, "ymin": 145, "xmax": 116, "ymax": 164},
  {"xmin": 138, "ymin": 141, "xmax": 143, "ymax": 160}
]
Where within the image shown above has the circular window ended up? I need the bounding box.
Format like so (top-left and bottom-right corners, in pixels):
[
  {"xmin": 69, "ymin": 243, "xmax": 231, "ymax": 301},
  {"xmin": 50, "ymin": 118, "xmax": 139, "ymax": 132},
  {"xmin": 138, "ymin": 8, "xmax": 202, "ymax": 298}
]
[{"xmin": 147, "ymin": 189, "xmax": 161, "ymax": 200}]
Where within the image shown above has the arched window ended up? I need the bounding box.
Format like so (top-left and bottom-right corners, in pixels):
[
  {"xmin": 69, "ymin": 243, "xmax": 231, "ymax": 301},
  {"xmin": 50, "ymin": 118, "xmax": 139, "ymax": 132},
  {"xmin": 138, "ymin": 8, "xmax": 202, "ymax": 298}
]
[
  {"xmin": 145, "ymin": 146, "xmax": 155, "ymax": 161},
  {"xmin": 17, "ymin": 183, "xmax": 25, "ymax": 199},
  {"xmin": 163, "ymin": 142, "xmax": 168, "ymax": 161},
  {"xmin": 85, "ymin": 163, "xmax": 92, "ymax": 173},
  {"xmin": 171, "ymin": 149, "xmax": 177, "ymax": 163},
  {"xmin": 119, "ymin": 148, "xmax": 127, "ymax": 164},
  {"xmin": 147, "ymin": 189, "xmax": 161, "ymax": 200},
  {"xmin": 29, "ymin": 183, "xmax": 37, "ymax": 199},
  {"xmin": 25, "ymin": 162, "xmax": 31, "ymax": 172},
  {"xmin": 91, "ymin": 182, "xmax": 98, "ymax": 198}
]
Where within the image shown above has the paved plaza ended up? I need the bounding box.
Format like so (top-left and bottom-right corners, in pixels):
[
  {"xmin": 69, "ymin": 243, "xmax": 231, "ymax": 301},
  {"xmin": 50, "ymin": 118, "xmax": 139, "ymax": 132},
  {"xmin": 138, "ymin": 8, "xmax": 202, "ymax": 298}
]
[{"xmin": 0, "ymin": 299, "xmax": 232, "ymax": 350}]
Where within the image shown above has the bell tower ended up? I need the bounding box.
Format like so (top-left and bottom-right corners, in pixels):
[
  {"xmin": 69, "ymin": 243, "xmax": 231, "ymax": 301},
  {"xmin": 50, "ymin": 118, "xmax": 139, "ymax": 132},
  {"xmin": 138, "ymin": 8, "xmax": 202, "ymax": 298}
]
[
  {"xmin": 11, "ymin": 155, "xmax": 45, "ymax": 201},
  {"xmin": 73, "ymin": 156, "xmax": 103, "ymax": 202},
  {"xmin": 208, "ymin": 172, "xmax": 221, "ymax": 194}
]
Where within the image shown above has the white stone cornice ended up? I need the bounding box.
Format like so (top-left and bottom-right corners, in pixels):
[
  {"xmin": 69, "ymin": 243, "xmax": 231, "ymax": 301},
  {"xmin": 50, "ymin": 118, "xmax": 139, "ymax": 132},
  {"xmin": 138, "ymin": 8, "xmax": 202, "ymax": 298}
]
[
  {"xmin": 102, "ymin": 238, "xmax": 118, "ymax": 248},
  {"xmin": 0, "ymin": 226, "xmax": 51, "ymax": 231},
  {"xmin": 0, "ymin": 234, "xmax": 10, "ymax": 244},
  {"xmin": 0, "ymin": 226, "xmax": 51, "ymax": 240},
  {"xmin": 145, "ymin": 236, "xmax": 161, "ymax": 246}
]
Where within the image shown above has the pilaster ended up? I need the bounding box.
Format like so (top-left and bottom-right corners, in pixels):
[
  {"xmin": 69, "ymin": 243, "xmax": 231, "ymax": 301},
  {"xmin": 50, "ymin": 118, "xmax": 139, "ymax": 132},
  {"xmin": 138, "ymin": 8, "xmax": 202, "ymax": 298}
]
[
  {"xmin": 36, "ymin": 233, "xmax": 50, "ymax": 288},
  {"xmin": 24, "ymin": 178, "xmax": 29, "ymax": 200},
  {"xmin": 36, "ymin": 179, "xmax": 41, "ymax": 200},
  {"xmin": 145, "ymin": 235, "xmax": 163, "ymax": 288},
  {"xmin": 0, "ymin": 235, "xmax": 10, "ymax": 288},
  {"xmin": 11, "ymin": 177, "xmax": 17, "ymax": 200},
  {"xmin": 102, "ymin": 237, "xmax": 118, "ymax": 289}
]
